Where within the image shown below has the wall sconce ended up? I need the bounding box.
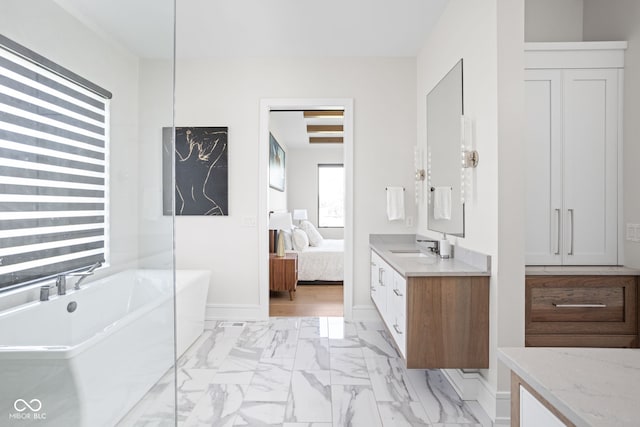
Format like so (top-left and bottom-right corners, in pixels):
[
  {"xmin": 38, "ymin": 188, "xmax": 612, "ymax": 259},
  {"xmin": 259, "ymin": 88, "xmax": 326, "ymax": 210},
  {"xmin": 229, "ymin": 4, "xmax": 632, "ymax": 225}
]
[
  {"xmin": 414, "ymin": 146, "xmax": 425, "ymax": 205},
  {"xmin": 461, "ymin": 150, "xmax": 479, "ymax": 168},
  {"xmin": 460, "ymin": 116, "xmax": 478, "ymax": 204}
]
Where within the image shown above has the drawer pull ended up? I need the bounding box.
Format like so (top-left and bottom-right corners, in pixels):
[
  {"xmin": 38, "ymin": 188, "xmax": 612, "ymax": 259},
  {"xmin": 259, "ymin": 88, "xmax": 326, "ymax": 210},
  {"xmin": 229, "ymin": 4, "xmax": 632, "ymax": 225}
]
[
  {"xmin": 552, "ymin": 303, "xmax": 607, "ymax": 308},
  {"xmin": 393, "ymin": 324, "xmax": 403, "ymax": 335},
  {"xmin": 393, "ymin": 289, "xmax": 403, "ymax": 297}
]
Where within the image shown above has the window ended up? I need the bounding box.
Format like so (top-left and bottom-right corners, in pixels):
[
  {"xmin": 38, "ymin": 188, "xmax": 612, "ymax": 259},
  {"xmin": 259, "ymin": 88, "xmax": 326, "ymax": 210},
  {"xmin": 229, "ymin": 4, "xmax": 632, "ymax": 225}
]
[
  {"xmin": 0, "ymin": 36, "xmax": 111, "ymax": 291},
  {"xmin": 318, "ymin": 164, "xmax": 344, "ymax": 228}
]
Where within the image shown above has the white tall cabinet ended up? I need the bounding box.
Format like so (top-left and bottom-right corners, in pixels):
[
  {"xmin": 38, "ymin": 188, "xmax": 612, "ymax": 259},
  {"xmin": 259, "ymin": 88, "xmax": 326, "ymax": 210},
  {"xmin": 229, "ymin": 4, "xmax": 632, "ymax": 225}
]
[{"xmin": 525, "ymin": 42, "xmax": 626, "ymax": 265}]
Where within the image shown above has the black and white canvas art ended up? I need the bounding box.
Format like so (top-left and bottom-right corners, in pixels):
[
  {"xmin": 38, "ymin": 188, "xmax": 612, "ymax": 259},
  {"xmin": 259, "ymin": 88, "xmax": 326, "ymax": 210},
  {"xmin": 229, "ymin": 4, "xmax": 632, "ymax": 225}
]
[{"xmin": 163, "ymin": 126, "xmax": 228, "ymax": 216}]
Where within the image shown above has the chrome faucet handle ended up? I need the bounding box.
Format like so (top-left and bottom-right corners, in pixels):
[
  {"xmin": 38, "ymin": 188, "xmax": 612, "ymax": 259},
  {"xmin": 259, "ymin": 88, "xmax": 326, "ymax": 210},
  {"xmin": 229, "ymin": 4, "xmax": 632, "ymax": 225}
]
[
  {"xmin": 40, "ymin": 284, "xmax": 55, "ymax": 301},
  {"xmin": 55, "ymin": 275, "xmax": 66, "ymax": 295},
  {"xmin": 68, "ymin": 271, "xmax": 94, "ymax": 290},
  {"xmin": 67, "ymin": 272, "xmax": 93, "ymax": 277}
]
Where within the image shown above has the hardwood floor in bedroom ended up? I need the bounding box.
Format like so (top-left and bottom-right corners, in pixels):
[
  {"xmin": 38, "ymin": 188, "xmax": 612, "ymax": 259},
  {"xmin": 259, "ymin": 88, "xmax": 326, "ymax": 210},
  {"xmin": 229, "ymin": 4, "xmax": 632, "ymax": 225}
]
[{"xmin": 270, "ymin": 284, "xmax": 343, "ymax": 317}]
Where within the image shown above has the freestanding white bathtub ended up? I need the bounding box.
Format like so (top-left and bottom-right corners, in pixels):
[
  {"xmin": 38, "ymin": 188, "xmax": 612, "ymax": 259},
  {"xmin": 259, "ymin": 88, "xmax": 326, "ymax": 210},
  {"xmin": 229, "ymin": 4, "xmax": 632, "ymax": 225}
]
[{"xmin": 0, "ymin": 269, "xmax": 210, "ymax": 427}]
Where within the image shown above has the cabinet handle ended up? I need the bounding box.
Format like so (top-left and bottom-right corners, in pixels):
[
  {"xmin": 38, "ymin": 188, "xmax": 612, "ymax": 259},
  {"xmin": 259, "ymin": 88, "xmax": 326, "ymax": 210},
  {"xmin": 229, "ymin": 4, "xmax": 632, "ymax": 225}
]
[
  {"xmin": 554, "ymin": 208, "xmax": 560, "ymax": 255},
  {"xmin": 378, "ymin": 269, "xmax": 382, "ymax": 285},
  {"xmin": 379, "ymin": 268, "xmax": 386, "ymax": 286},
  {"xmin": 567, "ymin": 209, "xmax": 574, "ymax": 256},
  {"xmin": 552, "ymin": 303, "xmax": 607, "ymax": 308},
  {"xmin": 393, "ymin": 324, "xmax": 403, "ymax": 335},
  {"xmin": 393, "ymin": 289, "xmax": 403, "ymax": 297}
]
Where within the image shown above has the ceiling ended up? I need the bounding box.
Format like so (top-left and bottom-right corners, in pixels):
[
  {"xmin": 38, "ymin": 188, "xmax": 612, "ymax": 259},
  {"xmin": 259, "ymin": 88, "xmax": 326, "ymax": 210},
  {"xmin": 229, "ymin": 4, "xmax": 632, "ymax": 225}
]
[
  {"xmin": 54, "ymin": 0, "xmax": 449, "ymax": 59},
  {"xmin": 270, "ymin": 110, "xmax": 344, "ymax": 149},
  {"xmin": 53, "ymin": 0, "xmax": 448, "ymax": 148}
]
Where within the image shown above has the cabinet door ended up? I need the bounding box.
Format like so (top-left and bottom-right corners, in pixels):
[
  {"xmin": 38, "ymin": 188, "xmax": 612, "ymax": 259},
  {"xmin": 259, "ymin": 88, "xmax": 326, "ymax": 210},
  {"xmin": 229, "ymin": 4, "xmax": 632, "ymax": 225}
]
[
  {"xmin": 370, "ymin": 251, "xmax": 387, "ymax": 315},
  {"xmin": 525, "ymin": 70, "xmax": 563, "ymax": 265},
  {"xmin": 370, "ymin": 251, "xmax": 379, "ymax": 302},
  {"xmin": 520, "ymin": 386, "xmax": 565, "ymax": 427},
  {"xmin": 563, "ymin": 69, "xmax": 618, "ymax": 265},
  {"xmin": 389, "ymin": 271, "xmax": 407, "ymax": 358}
]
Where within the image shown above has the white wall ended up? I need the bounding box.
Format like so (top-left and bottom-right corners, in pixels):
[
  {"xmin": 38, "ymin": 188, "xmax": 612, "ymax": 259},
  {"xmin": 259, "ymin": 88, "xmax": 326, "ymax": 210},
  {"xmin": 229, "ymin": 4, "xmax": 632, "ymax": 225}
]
[
  {"xmin": 0, "ymin": 0, "xmax": 147, "ymax": 307},
  {"xmin": 287, "ymin": 145, "xmax": 345, "ymax": 239},
  {"xmin": 416, "ymin": 0, "xmax": 524, "ymax": 422},
  {"xmin": 525, "ymin": 0, "xmax": 584, "ymax": 41},
  {"xmin": 174, "ymin": 57, "xmax": 417, "ymax": 309},
  {"xmin": 137, "ymin": 59, "xmax": 174, "ymax": 268},
  {"xmin": 583, "ymin": 0, "xmax": 640, "ymax": 268}
]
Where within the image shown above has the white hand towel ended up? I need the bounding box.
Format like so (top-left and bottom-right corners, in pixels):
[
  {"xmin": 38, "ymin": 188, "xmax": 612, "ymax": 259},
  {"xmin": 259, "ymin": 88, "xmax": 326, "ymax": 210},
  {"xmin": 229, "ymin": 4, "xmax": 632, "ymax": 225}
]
[
  {"xmin": 386, "ymin": 187, "xmax": 405, "ymax": 221},
  {"xmin": 433, "ymin": 187, "xmax": 452, "ymax": 220}
]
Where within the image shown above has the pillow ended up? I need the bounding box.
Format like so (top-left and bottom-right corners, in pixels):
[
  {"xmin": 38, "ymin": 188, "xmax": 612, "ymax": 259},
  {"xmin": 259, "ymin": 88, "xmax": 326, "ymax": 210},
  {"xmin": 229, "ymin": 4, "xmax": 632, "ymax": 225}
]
[
  {"xmin": 282, "ymin": 228, "xmax": 293, "ymax": 251},
  {"xmin": 292, "ymin": 228, "xmax": 309, "ymax": 251},
  {"xmin": 300, "ymin": 220, "xmax": 324, "ymax": 247}
]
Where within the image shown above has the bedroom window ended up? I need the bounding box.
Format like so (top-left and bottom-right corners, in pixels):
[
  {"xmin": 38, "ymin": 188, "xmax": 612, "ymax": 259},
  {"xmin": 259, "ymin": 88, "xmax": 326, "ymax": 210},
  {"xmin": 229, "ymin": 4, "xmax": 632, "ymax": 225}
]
[
  {"xmin": 318, "ymin": 164, "xmax": 344, "ymax": 228},
  {"xmin": 0, "ymin": 35, "xmax": 111, "ymax": 291}
]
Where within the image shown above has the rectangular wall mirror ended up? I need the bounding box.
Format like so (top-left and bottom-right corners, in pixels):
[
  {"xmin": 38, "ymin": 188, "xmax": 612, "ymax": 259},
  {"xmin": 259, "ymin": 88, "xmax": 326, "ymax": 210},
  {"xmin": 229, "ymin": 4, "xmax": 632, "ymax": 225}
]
[{"xmin": 426, "ymin": 59, "xmax": 465, "ymax": 237}]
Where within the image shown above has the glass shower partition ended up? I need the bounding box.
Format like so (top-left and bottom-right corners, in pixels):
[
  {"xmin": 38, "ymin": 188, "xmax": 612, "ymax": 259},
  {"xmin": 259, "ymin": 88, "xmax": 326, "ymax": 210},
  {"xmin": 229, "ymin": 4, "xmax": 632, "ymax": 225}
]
[{"xmin": 0, "ymin": 0, "xmax": 177, "ymax": 425}]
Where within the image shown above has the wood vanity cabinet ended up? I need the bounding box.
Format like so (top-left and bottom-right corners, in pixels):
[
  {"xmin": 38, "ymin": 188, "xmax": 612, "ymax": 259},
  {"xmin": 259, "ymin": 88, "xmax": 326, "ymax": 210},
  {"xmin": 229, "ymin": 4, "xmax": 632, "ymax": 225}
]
[
  {"xmin": 525, "ymin": 275, "xmax": 638, "ymax": 348},
  {"xmin": 371, "ymin": 250, "xmax": 489, "ymax": 369}
]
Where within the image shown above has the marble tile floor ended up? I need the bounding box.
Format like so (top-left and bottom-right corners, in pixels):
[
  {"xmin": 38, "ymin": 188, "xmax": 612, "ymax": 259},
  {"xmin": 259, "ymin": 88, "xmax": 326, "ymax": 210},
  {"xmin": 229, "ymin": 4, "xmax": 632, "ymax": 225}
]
[{"xmin": 118, "ymin": 317, "xmax": 492, "ymax": 427}]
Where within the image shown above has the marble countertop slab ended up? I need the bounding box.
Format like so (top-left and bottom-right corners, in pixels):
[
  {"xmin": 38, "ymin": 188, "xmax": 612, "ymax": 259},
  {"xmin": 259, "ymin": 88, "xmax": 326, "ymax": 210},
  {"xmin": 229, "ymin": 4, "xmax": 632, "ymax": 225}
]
[
  {"xmin": 499, "ymin": 347, "xmax": 640, "ymax": 427},
  {"xmin": 369, "ymin": 234, "xmax": 490, "ymax": 278},
  {"xmin": 525, "ymin": 265, "xmax": 640, "ymax": 276}
]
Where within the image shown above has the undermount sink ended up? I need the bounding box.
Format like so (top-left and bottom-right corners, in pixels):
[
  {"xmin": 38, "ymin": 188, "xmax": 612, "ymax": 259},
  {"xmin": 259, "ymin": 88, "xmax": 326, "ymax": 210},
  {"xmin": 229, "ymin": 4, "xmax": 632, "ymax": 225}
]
[{"xmin": 389, "ymin": 250, "xmax": 432, "ymax": 258}]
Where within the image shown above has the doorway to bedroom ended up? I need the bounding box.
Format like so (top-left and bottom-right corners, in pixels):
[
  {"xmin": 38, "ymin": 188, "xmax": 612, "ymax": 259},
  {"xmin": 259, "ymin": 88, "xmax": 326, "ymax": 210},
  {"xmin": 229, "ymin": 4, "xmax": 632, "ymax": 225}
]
[{"xmin": 259, "ymin": 99, "xmax": 353, "ymax": 318}]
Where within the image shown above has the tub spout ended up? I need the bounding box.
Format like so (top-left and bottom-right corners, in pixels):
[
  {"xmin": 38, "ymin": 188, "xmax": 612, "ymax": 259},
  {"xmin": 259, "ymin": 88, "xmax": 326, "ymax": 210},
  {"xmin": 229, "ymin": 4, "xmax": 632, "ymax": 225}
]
[{"xmin": 68, "ymin": 261, "xmax": 103, "ymax": 290}]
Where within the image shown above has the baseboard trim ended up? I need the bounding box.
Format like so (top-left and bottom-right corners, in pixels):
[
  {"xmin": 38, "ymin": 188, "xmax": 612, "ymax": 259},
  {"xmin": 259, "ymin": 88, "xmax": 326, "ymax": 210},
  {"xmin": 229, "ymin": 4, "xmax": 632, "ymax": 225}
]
[
  {"xmin": 205, "ymin": 304, "xmax": 263, "ymax": 321},
  {"xmin": 351, "ymin": 305, "xmax": 381, "ymax": 321},
  {"xmin": 442, "ymin": 369, "xmax": 511, "ymax": 425}
]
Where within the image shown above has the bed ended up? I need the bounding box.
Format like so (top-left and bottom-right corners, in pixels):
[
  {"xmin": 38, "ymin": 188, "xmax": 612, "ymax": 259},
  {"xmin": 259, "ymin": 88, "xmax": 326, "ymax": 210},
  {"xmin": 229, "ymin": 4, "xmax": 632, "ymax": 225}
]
[
  {"xmin": 273, "ymin": 218, "xmax": 344, "ymax": 283},
  {"xmin": 288, "ymin": 238, "xmax": 344, "ymax": 282}
]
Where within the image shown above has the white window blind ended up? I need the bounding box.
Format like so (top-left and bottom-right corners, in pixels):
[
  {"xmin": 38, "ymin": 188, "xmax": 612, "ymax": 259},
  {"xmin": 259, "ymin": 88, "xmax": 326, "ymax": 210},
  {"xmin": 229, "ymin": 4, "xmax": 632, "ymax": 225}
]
[{"xmin": 0, "ymin": 36, "xmax": 110, "ymax": 290}]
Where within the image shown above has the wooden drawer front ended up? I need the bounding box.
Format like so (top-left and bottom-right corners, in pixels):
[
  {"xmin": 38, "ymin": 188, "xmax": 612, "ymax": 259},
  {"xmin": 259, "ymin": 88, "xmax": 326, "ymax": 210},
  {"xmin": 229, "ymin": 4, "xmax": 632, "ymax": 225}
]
[
  {"xmin": 530, "ymin": 286, "xmax": 623, "ymax": 322},
  {"xmin": 526, "ymin": 276, "xmax": 637, "ymax": 336},
  {"xmin": 525, "ymin": 334, "xmax": 638, "ymax": 348}
]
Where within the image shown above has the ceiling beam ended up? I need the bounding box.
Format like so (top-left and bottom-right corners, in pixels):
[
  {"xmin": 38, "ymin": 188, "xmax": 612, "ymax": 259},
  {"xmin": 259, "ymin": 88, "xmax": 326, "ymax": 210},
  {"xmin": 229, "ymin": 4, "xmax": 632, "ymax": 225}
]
[
  {"xmin": 303, "ymin": 110, "xmax": 344, "ymax": 118},
  {"xmin": 307, "ymin": 125, "xmax": 344, "ymax": 133},
  {"xmin": 309, "ymin": 137, "xmax": 344, "ymax": 144}
]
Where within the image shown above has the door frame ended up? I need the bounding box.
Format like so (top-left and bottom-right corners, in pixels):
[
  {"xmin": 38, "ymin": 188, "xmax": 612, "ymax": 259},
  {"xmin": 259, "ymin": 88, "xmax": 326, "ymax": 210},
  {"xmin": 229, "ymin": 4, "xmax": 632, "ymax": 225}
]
[{"xmin": 258, "ymin": 98, "xmax": 354, "ymax": 319}]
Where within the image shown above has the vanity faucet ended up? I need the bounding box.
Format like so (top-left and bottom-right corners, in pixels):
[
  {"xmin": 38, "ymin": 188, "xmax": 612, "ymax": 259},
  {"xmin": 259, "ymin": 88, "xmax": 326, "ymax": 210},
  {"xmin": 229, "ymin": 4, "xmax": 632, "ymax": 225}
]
[{"xmin": 417, "ymin": 239, "xmax": 440, "ymax": 255}]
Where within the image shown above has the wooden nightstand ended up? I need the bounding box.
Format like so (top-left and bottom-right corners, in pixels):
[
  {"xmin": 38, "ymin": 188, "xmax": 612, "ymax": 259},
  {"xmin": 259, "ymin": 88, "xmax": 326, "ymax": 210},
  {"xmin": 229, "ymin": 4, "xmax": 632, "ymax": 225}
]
[{"xmin": 269, "ymin": 253, "xmax": 298, "ymax": 300}]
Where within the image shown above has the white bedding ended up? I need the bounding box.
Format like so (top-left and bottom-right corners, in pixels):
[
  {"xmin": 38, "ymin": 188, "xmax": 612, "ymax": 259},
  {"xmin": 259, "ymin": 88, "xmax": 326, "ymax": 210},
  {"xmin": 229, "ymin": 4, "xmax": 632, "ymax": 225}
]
[{"xmin": 288, "ymin": 239, "xmax": 344, "ymax": 281}]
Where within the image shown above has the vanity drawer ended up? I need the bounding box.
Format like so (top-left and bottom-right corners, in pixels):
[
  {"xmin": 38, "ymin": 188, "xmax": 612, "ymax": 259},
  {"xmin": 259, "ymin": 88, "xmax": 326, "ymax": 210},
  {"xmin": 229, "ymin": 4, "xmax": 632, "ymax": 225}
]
[{"xmin": 525, "ymin": 276, "xmax": 638, "ymax": 337}]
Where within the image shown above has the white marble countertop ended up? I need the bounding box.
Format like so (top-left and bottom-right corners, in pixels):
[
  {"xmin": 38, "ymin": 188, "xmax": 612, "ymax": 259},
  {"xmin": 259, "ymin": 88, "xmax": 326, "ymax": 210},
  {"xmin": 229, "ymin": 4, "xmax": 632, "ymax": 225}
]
[
  {"xmin": 369, "ymin": 234, "xmax": 490, "ymax": 277},
  {"xmin": 499, "ymin": 347, "xmax": 640, "ymax": 427},
  {"xmin": 525, "ymin": 265, "xmax": 640, "ymax": 276}
]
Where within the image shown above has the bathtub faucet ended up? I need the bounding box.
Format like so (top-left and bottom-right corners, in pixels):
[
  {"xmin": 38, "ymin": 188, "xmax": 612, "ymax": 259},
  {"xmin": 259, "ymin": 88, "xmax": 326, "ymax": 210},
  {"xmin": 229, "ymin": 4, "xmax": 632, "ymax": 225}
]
[
  {"xmin": 67, "ymin": 261, "xmax": 103, "ymax": 290},
  {"xmin": 39, "ymin": 284, "xmax": 56, "ymax": 301}
]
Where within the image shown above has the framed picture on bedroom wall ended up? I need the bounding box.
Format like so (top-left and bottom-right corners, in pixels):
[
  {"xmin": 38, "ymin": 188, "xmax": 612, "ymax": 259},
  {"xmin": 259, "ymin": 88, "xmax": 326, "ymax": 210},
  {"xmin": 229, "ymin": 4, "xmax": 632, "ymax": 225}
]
[{"xmin": 269, "ymin": 133, "xmax": 285, "ymax": 192}]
